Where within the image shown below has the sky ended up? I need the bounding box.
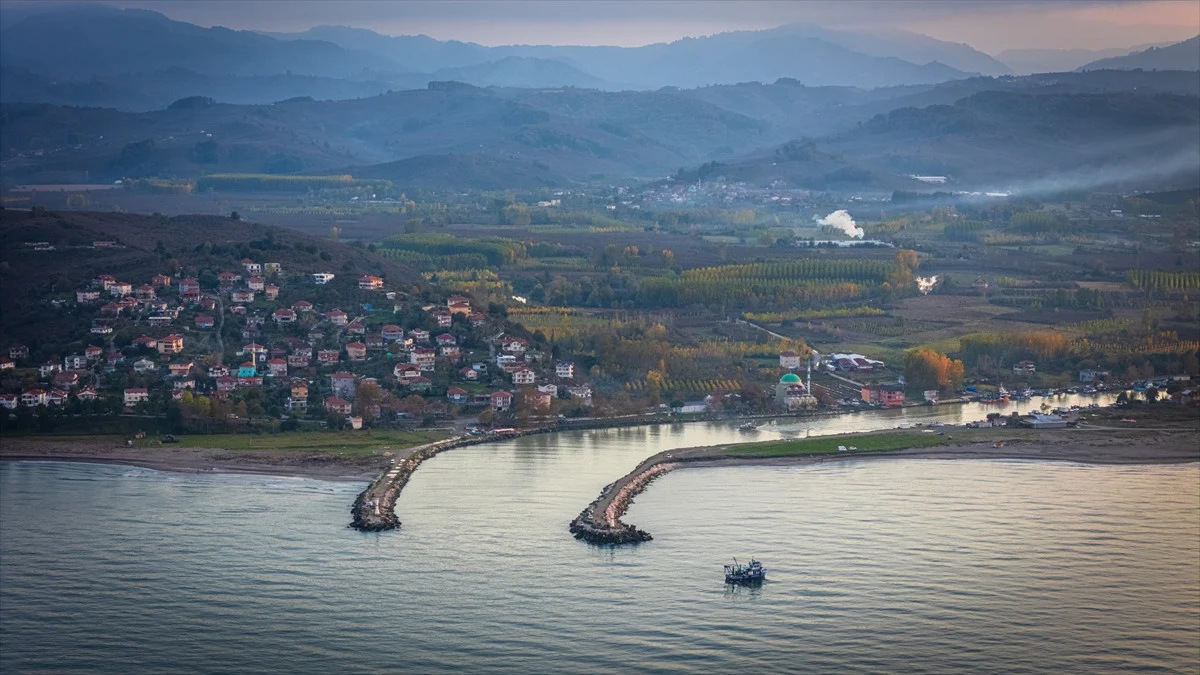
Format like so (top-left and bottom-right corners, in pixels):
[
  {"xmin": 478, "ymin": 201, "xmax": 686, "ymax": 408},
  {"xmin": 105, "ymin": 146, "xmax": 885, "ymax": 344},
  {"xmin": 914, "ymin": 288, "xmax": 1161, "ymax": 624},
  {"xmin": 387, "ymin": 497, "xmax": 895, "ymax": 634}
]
[{"xmin": 7, "ymin": 0, "xmax": 1200, "ymax": 52}]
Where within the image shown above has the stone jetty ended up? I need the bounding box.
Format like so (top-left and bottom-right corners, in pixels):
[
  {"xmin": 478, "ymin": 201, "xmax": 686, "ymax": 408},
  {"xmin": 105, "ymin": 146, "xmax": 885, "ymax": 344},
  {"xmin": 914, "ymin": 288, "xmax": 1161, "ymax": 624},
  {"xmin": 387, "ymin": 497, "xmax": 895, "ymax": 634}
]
[{"xmin": 569, "ymin": 457, "xmax": 678, "ymax": 545}]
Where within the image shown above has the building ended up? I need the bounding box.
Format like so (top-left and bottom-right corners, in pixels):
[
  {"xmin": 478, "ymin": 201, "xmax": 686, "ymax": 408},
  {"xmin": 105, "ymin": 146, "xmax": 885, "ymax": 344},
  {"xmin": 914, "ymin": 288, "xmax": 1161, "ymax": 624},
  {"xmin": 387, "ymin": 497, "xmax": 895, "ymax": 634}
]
[
  {"xmin": 179, "ymin": 279, "xmax": 201, "ymax": 293},
  {"xmin": 358, "ymin": 275, "xmax": 384, "ymax": 290},
  {"xmin": 152, "ymin": 274, "xmax": 172, "ymax": 288},
  {"xmin": 862, "ymin": 384, "xmax": 905, "ymax": 407},
  {"xmin": 273, "ymin": 308, "xmax": 297, "ymax": 324},
  {"xmin": 242, "ymin": 259, "xmax": 263, "ymax": 275},
  {"xmin": 446, "ymin": 387, "xmax": 470, "ymax": 404},
  {"xmin": 530, "ymin": 389, "xmax": 553, "ymax": 410},
  {"xmin": 318, "ymin": 350, "xmax": 340, "ymax": 366},
  {"xmin": 381, "ymin": 325, "xmax": 405, "ymax": 341},
  {"xmin": 136, "ymin": 284, "xmax": 156, "ymax": 300},
  {"xmin": 168, "ymin": 361, "xmax": 193, "ymax": 377},
  {"xmin": 435, "ymin": 333, "xmax": 457, "ymax": 347},
  {"xmin": 287, "ymin": 353, "xmax": 310, "ymax": 368},
  {"xmin": 267, "ymin": 359, "xmax": 288, "ymax": 378},
  {"xmin": 1013, "ymin": 360, "xmax": 1037, "ymax": 376},
  {"xmin": 459, "ymin": 366, "xmax": 480, "ymax": 381},
  {"xmin": 53, "ymin": 371, "xmax": 80, "ymax": 389},
  {"xmin": 448, "ymin": 302, "xmax": 471, "ymax": 316},
  {"xmin": 218, "ymin": 271, "xmax": 241, "ymax": 286},
  {"xmin": 502, "ymin": 337, "xmax": 528, "ymax": 354},
  {"xmin": 567, "ymin": 385, "xmax": 593, "ymax": 405},
  {"xmin": 409, "ymin": 329, "xmax": 430, "ymax": 343},
  {"xmin": 39, "ymin": 361, "xmax": 62, "ymax": 378},
  {"xmin": 0, "ymin": 394, "xmax": 17, "ymax": 409},
  {"xmin": 775, "ymin": 373, "xmax": 815, "ymax": 410},
  {"xmin": 410, "ymin": 348, "xmax": 436, "ymax": 372},
  {"xmin": 1079, "ymin": 369, "xmax": 1110, "ymax": 383},
  {"xmin": 63, "ymin": 354, "xmax": 88, "ymax": 370},
  {"xmin": 779, "ymin": 350, "xmax": 802, "ymax": 370},
  {"xmin": 312, "ymin": 273, "xmax": 336, "ymax": 285},
  {"xmin": 293, "ymin": 300, "xmax": 314, "ymax": 313},
  {"xmin": 512, "ymin": 368, "xmax": 536, "ymax": 386},
  {"xmin": 490, "ymin": 391, "xmax": 513, "ymax": 412},
  {"xmin": 555, "ymin": 362, "xmax": 575, "ymax": 379},
  {"xmin": 395, "ymin": 364, "xmax": 422, "ymax": 381},
  {"xmin": 108, "ymin": 282, "xmax": 132, "ymax": 297},
  {"xmin": 216, "ymin": 376, "xmax": 238, "ymax": 392},
  {"xmin": 263, "ymin": 284, "xmax": 280, "ymax": 300},
  {"xmin": 330, "ymin": 372, "xmax": 357, "ymax": 400},
  {"xmin": 923, "ymin": 390, "xmax": 940, "ymax": 403},
  {"xmin": 326, "ymin": 310, "xmax": 348, "ymax": 326},
  {"xmin": 432, "ymin": 310, "xmax": 452, "ymax": 327},
  {"xmin": 537, "ymin": 383, "xmax": 558, "ymax": 397},
  {"xmin": 123, "ymin": 388, "xmax": 150, "ymax": 407},
  {"xmin": 231, "ymin": 289, "xmax": 255, "ymax": 304},
  {"xmin": 133, "ymin": 358, "xmax": 157, "ymax": 373},
  {"xmin": 346, "ymin": 321, "xmax": 367, "ymax": 336},
  {"xmin": 325, "ymin": 397, "xmax": 352, "ymax": 415},
  {"xmin": 346, "ymin": 342, "xmax": 368, "ymax": 361},
  {"xmin": 85, "ymin": 345, "xmax": 104, "ymax": 360},
  {"xmin": 195, "ymin": 315, "xmax": 216, "ymax": 329},
  {"xmin": 247, "ymin": 276, "xmax": 266, "ymax": 291},
  {"xmin": 157, "ymin": 335, "xmax": 184, "ymax": 354},
  {"xmin": 264, "ymin": 262, "xmax": 282, "ymax": 275},
  {"xmin": 76, "ymin": 290, "xmax": 101, "ymax": 303}
]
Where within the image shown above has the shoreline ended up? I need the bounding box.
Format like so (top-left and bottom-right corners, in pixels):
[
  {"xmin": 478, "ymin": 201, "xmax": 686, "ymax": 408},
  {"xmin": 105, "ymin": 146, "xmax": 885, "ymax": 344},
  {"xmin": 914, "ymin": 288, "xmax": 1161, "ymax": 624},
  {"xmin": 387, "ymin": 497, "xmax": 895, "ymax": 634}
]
[
  {"xmin": 569, "ymin": 430, "xmax": 1200, "ymax": 545},
  {"xmin": 0, "ymin": 438, "xmax": 382, "ymax": 482}
]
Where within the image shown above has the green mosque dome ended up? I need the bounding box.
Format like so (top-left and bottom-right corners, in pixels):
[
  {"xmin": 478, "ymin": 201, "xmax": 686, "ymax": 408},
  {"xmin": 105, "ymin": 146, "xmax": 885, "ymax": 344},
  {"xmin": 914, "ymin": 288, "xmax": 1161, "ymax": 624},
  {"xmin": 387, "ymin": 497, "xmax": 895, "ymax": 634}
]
[{"xmin": 780, "ymin": 373, "xmax": 802, "ymax": 384}]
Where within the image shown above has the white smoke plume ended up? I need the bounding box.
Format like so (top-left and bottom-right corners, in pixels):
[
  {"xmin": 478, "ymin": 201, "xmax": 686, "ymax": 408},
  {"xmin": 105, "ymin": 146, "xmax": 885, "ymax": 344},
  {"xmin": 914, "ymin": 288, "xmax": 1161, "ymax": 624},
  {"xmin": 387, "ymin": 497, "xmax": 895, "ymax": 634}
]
[{"xmin": 816, "ymin": 210, "xmax": 864, "ymax": 239}]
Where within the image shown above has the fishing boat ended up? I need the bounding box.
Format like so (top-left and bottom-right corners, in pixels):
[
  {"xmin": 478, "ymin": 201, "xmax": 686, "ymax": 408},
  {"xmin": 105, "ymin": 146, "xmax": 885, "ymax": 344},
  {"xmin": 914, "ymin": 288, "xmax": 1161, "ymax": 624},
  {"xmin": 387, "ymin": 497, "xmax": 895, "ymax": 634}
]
[
  {"xmin": 737, "ymin": 422, "xmax": 759, "ymax": 433},
  {"xmin": 724, "ymin": 558, "xmax": 766, "ymax": 584}
]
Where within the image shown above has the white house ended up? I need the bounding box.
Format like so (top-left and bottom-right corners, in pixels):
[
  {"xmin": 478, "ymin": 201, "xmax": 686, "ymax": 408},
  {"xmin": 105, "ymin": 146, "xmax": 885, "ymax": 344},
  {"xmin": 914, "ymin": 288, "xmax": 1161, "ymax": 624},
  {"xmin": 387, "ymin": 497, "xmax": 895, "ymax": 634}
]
[
  {"xmin": 312, "ymin": 273, "xmax": 336, "ymax": 285},
  {"xmin": 555, "ymin": 362, "xmax": 575, "ymax": 379},
  {"xmin": 512, "ymin": 368, "xmax": 536, "ymax": 386},
  {"xmin": 123, "ymin": 388, "xmax": 150, "ymax": 406},
  {"xmin": 779, "ymin": 350, "xmax": 802, "ymax": 370}
]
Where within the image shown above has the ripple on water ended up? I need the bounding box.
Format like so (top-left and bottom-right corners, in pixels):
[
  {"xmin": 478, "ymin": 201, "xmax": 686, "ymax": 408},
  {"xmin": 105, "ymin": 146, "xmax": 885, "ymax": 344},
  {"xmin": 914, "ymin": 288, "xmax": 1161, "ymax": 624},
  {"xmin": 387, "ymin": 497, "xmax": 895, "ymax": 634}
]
[{"xmin": 1, "ymin": 449, "xmax": 1197, "ymax": 674}]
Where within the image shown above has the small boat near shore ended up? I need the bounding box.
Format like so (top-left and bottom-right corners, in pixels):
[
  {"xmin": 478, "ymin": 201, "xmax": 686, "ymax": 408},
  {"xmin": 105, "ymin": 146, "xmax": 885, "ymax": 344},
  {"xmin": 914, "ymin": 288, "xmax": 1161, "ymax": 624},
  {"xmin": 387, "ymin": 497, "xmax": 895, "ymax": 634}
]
[
  {"xmin": 737, "ymin": 422, "xmax": 759, "ymax": 433},
  {"xmin": 724, "ymin": 558, "xmax": 766, "ymax": 584}
]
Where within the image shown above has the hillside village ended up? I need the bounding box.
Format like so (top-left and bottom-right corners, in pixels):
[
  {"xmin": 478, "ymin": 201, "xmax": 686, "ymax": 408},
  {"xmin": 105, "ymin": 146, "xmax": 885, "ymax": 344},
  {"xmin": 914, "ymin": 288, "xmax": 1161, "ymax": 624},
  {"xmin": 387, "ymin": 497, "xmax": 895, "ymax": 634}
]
[{"xmin": 0, "ymin": 255, "xmax": 596, "ymax": 430}]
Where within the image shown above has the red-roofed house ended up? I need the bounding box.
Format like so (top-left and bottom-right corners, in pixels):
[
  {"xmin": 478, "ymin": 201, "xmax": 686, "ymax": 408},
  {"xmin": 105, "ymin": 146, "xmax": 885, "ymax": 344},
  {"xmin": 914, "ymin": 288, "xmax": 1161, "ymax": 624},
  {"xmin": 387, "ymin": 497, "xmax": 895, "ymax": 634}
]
[
  {"xmin": 267, "ymin": 358, "xmax": 288, "ymax": 378},
  {"xmin": 490, "ymin": 391, "xmax": 513, "ymax": 412},
  {"xmin": 158, "ymin": 334, "xmax": 184, "ymax": 354},
  {"xmin": 247, "ymin": 276, "xmax": 266, "ymax": 291},
  {"xmin": 273, "ymin": 308, "xmax": 297, "ymax": 324},
  {"xmin": 123, "ymin": 388, "xmax": 149, "ymax": 406},
  {"xmin": 446, "ymin": 387, "xmax": 469, "ymax": 403},
  {"xmin": 358, "ymin": 275, "xmax": 384, "ymax": 290},
  {"xmin": 325, "ymin": 397, "xmax": 352, "ymax": 415},
  {"xmin": 346, "ymin": 342, "xmax": 368, "ymax": 361},
  {"xmin": 381, "ymin": 325, "xmax": 404, "ymax": 341},
  {"xmin": 195, "ymin": 315, "xmax": 215, "ymax": 329},
  {"xmin": 318, "ymin": 349, "xmax": 340, "ymax": 366}
]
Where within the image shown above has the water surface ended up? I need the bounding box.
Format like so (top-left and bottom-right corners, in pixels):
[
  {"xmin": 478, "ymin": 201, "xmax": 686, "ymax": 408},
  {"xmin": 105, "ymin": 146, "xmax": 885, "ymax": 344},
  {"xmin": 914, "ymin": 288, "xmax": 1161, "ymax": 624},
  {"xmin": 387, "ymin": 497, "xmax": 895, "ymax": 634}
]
[{"xmin": 1, "ymin": 420, "xmax": 1196, "ymax": 673}]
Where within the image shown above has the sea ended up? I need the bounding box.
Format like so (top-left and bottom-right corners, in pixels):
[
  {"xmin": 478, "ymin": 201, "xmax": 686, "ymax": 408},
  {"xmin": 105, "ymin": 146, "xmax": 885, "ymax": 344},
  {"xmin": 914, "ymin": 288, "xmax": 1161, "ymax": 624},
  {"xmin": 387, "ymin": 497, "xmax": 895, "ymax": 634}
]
[{"xmin": 2, "ymin": 400, "xmax": 1198, "ymax": 673}]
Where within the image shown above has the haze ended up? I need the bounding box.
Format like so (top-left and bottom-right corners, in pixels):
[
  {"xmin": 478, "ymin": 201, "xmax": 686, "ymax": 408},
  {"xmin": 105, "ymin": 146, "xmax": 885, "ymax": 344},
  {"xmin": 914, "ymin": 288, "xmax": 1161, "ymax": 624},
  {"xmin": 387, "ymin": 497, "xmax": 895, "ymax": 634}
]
[{"xmin": 4, "ymin": 0, "xmax": 1197, "ymax": 51}]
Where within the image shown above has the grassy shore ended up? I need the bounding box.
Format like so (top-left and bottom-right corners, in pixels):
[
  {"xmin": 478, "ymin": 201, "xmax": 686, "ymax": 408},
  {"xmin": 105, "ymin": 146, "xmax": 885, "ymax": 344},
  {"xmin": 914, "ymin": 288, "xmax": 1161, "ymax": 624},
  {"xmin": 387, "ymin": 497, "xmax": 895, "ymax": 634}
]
[
  {"xmin": 166, "ymin": 430, "xmax": 449, "ymax": 457},
  {"xmin": 723, "ymin": 430, "xmax": 951, "ymax": 458}
]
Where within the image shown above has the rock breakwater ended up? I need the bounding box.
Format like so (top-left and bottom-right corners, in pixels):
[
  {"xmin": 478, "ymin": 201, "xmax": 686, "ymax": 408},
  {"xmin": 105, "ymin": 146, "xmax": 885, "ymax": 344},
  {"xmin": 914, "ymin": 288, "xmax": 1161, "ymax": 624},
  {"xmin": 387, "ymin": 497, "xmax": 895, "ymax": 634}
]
[{"xmin": 569, "ymin": 461, "xmax": 677, "ymax": 545}]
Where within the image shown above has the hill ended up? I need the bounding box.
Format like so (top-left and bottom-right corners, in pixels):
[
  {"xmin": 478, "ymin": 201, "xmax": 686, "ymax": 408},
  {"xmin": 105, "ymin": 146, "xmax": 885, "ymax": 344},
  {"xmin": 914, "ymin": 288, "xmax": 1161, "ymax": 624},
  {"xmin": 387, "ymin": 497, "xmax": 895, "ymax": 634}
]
[
  {"xmin": 1079, "ymin": 36, "xmax": 1200, "ymax": 72},
  {"xmin": 0, "ymin": 209, "xmax": 422, "ymax": 345},
  {"xmin": 689, "ymin": 90, "xmax": 1200, "ymax": 193},
  {"xmin": 0, "ymin": 5, "xmax": 395, "ymax": 79}
]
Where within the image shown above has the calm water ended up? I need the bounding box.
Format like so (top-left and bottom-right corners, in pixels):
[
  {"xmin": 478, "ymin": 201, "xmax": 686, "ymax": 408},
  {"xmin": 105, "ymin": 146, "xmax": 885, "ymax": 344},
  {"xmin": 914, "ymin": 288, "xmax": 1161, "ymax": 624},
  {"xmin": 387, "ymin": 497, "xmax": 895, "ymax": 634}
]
[{"xmin": 2, "ymin": 417, "xmax": 1197, "ymax": 673}]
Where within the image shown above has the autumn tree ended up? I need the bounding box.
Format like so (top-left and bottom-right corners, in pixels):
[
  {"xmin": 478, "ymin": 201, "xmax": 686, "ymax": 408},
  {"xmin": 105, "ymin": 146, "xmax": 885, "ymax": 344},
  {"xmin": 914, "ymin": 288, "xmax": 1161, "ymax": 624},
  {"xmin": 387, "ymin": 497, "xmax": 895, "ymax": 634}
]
[{"xmin": 904, "ymin": 348, "xmax": 965, "ymax": 394}]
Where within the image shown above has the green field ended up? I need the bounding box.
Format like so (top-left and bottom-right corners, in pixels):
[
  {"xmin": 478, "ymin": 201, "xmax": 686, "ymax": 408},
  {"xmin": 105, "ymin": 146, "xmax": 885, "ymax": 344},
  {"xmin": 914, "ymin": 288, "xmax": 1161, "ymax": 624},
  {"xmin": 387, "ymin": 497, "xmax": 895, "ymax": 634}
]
[
  {"xmin": 170, "ymin": 430, "xmax": 448, "ymax": 457},
  {"xmin": 724, "ymin": 431, "xmax": 949, "ymax": 458}
]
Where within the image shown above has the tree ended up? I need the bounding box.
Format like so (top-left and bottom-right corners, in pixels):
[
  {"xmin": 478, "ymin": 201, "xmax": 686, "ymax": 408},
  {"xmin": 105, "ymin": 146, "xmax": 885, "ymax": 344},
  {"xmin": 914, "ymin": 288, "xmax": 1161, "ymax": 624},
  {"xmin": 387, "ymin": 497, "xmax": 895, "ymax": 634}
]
[{"xmin": 904, "ymin": 348, "xmax": 964, "ymax": 394}]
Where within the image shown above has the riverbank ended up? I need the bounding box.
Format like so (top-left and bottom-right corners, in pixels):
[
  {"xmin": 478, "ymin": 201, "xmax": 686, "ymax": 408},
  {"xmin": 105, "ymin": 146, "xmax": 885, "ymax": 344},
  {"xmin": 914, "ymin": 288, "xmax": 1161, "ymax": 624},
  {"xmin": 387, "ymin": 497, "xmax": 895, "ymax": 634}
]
[{"xmin": 570, "ymin": 426, "xmax": 1200, "ymax": 545}]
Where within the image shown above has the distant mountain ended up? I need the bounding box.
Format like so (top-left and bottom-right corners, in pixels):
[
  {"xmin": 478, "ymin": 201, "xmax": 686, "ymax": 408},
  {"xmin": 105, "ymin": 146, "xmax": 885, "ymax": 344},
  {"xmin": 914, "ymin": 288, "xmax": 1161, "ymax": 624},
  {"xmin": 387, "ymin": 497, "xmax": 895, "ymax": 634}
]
[
  {"xmin": 1079, "ymin": 36, "xmax": 1200, "ymax": 72},
  {"xmin": 0, "ymin": 66, "xmax": 404, "ymax": 111},
  {"xmin": 275, "ymin": 23, "xmax": 979, "ymax": 89},
  {"xmin": 430, "ymin": 57, "xmax": 612, "ymax": 90},
  {"xmin": 996, "ymin": 44, "xmax": 1169, "ymax": 75},
  {"xmin": 0, "ymin": 5, "xmax": 396, "ymax": 78}
]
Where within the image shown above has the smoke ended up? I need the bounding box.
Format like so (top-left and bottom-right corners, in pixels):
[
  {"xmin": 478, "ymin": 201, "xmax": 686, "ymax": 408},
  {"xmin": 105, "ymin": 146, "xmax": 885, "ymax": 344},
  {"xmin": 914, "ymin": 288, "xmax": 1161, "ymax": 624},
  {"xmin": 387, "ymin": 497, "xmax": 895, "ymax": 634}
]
[{"xmin": 816, "ymin": 210, "xmax": 864, "ymax": 239}]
